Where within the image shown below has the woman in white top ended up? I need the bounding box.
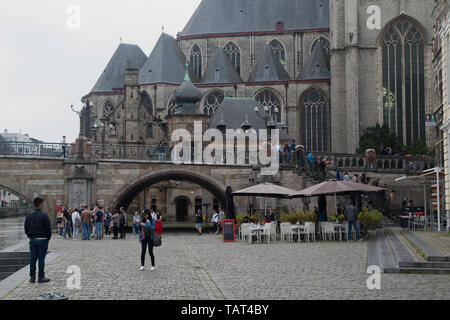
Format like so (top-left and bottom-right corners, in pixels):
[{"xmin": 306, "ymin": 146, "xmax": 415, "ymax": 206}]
[
  {"xmin": 71, "ymin": 209, "xmax": 81, "ymax": 240},
  {"xmin": 211, "ymin": 210, "xmax": 219, "ymax": 234}
]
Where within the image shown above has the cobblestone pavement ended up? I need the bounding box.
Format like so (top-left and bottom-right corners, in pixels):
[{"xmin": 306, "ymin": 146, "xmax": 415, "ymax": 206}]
[
  {"xmin": 414, "ymin": 232, "xmax": 450, "ymax": 256},
  {"xmin": 2, "ymin": 233, "xmax": 450, "ymax": 300}
]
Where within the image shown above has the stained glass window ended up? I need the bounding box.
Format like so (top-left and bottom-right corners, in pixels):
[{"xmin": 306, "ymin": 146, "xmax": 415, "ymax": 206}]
[
  {"xmin": 255, "ymin": 90, "xmax": 282, "ymax": 122},
  {"xmin": 270, "ymin": 40, "xmax": 286, "ymax": 65},
  {"xmin": 224, "ymin": 42, "xmax": 241, "ymax": 75},
  {"xmin": 301, "ymin": 90, "xmax": 328, "ymax": 152},
  {"xmin": 190, "ymin": 44, "xmax": 202, "ymax": 79},
  {"xmin": 382, "ymin": 19, "xmax": 425, "ymax": 145},
  {"xmin": 202, "ymin": 91, "xmax": 224, "ymax": 117}
]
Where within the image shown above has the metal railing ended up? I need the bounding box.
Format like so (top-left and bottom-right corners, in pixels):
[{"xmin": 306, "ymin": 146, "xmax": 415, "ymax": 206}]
[{"xmin": 0, "ymin": 141, "xmax": 70, "ymax": 158}]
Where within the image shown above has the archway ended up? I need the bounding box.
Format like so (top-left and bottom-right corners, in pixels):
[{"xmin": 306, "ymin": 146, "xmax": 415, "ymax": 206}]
[
  {"xmin": 111, "ymin": 170, "xmax": 227, "ymax": 214},
  {"xmin": 175, "ymin": 197, "xmax": 189, "ymax": 222}
]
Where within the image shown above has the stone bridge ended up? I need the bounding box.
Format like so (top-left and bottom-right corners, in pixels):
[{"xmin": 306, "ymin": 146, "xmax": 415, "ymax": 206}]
[{"xmin": 0, "ymin": 154, "xmax": 306, "ymax": 224}]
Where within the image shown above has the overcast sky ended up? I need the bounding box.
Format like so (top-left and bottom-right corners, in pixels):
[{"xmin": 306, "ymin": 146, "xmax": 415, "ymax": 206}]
[{"xmin": 0, "ymin": 0, "xmax": 202, "ymax": 143}]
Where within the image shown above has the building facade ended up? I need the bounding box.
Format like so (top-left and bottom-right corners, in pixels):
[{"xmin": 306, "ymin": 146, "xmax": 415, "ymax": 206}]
[{"xmin": 78, "ymin": 0, "xmax": 436, "ymax": 221}]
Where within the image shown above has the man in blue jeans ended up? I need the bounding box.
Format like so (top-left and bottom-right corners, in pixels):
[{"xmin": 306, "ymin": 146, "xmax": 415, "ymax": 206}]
[
  {"xmin": 94, "ymin": 207, "xmax": 104, "ymax": 240},
  {"xmin": 24, "ymin": 197, "xmax": 51, "ymax": 283},
  {"xmin": 80, "ymin": 205, "xmax": 91, "ymax": 240},
  {"xmin": 344, "ymin": 199, "xmax": 363, "ymax": 241}
]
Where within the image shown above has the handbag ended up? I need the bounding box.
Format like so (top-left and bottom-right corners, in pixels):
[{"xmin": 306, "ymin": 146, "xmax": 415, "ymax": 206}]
[{"xmin": 153, "ymin": 233, "xmax": 162, "ymax": 247}]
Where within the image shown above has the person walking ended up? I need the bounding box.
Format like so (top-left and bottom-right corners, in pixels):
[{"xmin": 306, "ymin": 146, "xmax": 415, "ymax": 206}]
[
  {"xmin": 94, "ymin": 206, "xmax": 104, "ymax": 240},
  {"xmin": 308, "ymin": 152, "xmax": 314, "ymax": 173},
  {"xmin": 80, "ymin": 205, "xmax": 91, "ymax": 240},
  {"xmin": 111, "ymin": 210, "xmax": 120, "ymax": 239},
  {"xmin": 72, "ymin": 208, "xmax": 81, "ymax": 240},
  {"xmin": 56, "ymin": 208, "xmax": 64, "ymax": 237},
  {"xmin": 119, "ymin": 207, "xmax": 127, "ymax": 239},
  {"xmin": 211, "ymin": 210, "xmax": 219, "ymax": 234},
  {"xmin": 104, "ymin": 209, "xmax": 112, "ymax": 236},
  {"xmin": 132, "ymin": 211, "xmax": 141, "ymax": 238},
  {"xmin": 139, "ymin": 210, "xmax": 156, "ymax": 271},
  {"xmin": 24, "ymin": 197, "xmax": 51, "ymax": 283},
  {"xmin": 195, "ymin": 209, "xmax": 203, "ymax": 235},
  {"xmin": 63, "ymin": 207, "xmax": 72, "ymax": 239},
  {"xmin": 344, "ymin": 200, "xmax": 362, "ymax": 241}
]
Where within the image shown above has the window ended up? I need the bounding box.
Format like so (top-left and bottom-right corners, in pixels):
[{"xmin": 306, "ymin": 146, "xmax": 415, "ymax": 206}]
[
  {"xmin": 146, "ymin": 124, "xmax": 153, "ymax": 138},
  {"xmin": 300, "ymin": 90, "xmax": 328, "ymax": 152},
  {"xmin": 255, "ymin": 90, "xmax": 282, "ymax": 122},
  {"xmin": 270, "ymin": 40, "xmax": 286, "ymax": 65},
  {"xmin": 381, "ymin": 18, "xmax": 426, "ymax": 146},
  {"xmin": 103, "ymin": 100, "xmax": 114, "ymax": 119},
  {"xmin": 202, "ymin": 91, "xmax": 224, "ymax": 116},
  {"xmin": 141, "ymin": 90, "xmax": 153, "ymax": 115},
  {"xmin": 109, "ymin": 124, "xmax": 117, "ymax": 136},
  {"xmin": 224, "ymin": 42, "xmax": 241, "ymax": 75},
  {"xmin": 190, "ymin": 44, "xmax": 202, "ymax": 79},
  {"xmin": 312, "ymin": 37, "xmax": 331, "ymax": 69},
  {"xmin": 167, "ymin": 98, "xmax": 176, "ymax": 116}
]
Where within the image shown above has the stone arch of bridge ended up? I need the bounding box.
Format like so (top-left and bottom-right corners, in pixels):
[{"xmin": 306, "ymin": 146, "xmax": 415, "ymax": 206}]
[
  {"xmin": 0, "ymin": 177, "xmax": 36, "ymax": 205},
  {"xmin": 111, "ymin": 168, "xmax": 228, "ymax": 210}
]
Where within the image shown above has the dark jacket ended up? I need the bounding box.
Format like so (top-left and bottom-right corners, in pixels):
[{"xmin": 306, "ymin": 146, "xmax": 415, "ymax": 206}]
[{"xmin": 24, "ymin": 210, "xmax": 52, "ymax": 240}]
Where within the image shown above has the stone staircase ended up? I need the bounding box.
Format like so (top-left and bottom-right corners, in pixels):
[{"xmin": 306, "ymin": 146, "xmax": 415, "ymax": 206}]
[
  {"xmin": 368, "ymin": 227, "xmax": 450, "ymax": 274},
  {"xmin": 0, "ymin": 252, "xmax": 29, "ymax": 281}
]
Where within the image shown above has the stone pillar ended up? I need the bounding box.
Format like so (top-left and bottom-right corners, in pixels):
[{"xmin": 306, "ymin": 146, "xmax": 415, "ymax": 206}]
[{"xmin": 344, "ymin": 0, "xmax": 360, "ymax": 153}]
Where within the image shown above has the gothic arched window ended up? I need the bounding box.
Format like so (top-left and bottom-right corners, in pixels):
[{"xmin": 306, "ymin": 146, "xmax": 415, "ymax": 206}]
[
  {"xmin": 381, "ymin": 18, "xmax": 425, "ymax": 145},
  {"xmin": 146, "ymin": 124, "xmax": 153, "ymax": 138},
  {"xmin": 312, "ymin": 37, "xmax": 331, "ymax": 69},
  {"xmin": 270, "ymin": 40, "xmax": 286, "ymax": 65},
  {"xmin": 167, "ymin": 98, "xmax": 176, "ymax": 116},
  {"xmin": 301, "ymin": 90, "xmax": 329, "ymax": 153},
  {"xmin": 141, "ymin": 90, "xmax": 153, "ymax": 115},
  {"xmin": 102, "ymin": 100, "xmax": 114, "ymax": 119},
  {"xmin": 255, "ymin": 90, "xmax": 282, "ymax": 122},
  {"xmin": 190, "ymin": 44, "xmax": 202, "ymax": 79},
  {"xmin": 224, "ymin": 42, "xmax": 241, "ymax": 75},
  {"xmin": 202, "ymin": 91, "xmax": 224, "ymax": 116}
]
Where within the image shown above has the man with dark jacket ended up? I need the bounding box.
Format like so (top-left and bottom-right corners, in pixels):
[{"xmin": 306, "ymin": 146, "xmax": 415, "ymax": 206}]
[
  {"xmin": 344, "ymin": 200, "xmax": 362, "ymax": 242},
  {"xmin": 119, "ymin": 207, "xmax": 127, "ymax": 239},
  {"xmin": 24, "ymin": 197, "xmax": 51, "ymax": 283}
]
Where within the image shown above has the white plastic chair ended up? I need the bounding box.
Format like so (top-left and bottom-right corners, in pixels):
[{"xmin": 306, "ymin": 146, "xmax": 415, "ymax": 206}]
[
  {"xmin": 300, "ymin": 222, "xmax": 316, "ymax": 242},
  {"xmin": 280, "ymin": 222, "xmax": 293, "ymax": 243},
  {"xmin": 323, "ymin": 223, "xmax": 336, "ymax": 241},
  {"xmin": 260, "ymin": 224, "xmax": 272, "ymax": 244}
]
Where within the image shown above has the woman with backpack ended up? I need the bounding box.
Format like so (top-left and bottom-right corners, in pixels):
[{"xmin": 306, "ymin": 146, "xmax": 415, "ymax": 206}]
[{"xmin": 139, "ymin": 209, "xmax": 156, "ymax": 271}]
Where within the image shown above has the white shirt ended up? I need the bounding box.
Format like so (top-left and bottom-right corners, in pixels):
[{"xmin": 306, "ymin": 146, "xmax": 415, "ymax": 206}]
[
  {"xmin": 72, "ymin": 211, "xmax": 80, "ymax": 225},
  {"xmin": 211, "ymin": 213, "xmax": 219, "ymax": 223},
  {"xmin": 151, "ymin": 212, "xmax": 158, "ymax": 221}
]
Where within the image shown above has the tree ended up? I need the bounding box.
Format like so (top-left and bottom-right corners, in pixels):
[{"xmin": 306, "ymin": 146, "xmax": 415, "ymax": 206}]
[{"xmin": 357, "ymin": 124, "xmax": 399, "ymax": 154}]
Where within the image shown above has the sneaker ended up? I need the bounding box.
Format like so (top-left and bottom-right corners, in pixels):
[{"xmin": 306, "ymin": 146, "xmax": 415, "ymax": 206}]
[
  {"xmin": 38, "ymin": 277, "xmax": 50, "ymax": 283},
  {"xmin": 150, "ymin": 267, "xmax": 155, "ymax": 271},
  {"xmin": 139, "ymin": 266, "xmax": 145, "ymax": 271},
  {"xmin": 358, "ymin": 239, "xmax": 364, "ymax": 242}
]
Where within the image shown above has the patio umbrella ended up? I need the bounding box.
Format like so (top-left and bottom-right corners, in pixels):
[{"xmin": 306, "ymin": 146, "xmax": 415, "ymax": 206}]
[
  {"xmin": 232, "ymin": 183, "xmax": 300, "ymax": 216},
  {"xmin": 289, "ymin": 180, "xmax": 385, "ymax": 215}
]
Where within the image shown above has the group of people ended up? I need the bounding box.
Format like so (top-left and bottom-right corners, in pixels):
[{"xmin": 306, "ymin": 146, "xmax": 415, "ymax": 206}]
[
  {"xmin": 55, "ymin": 205, "xmax": 163, "ymax": 242},
  {"xmin": 335, "ymin": 169, "xmax": 380, "ymax": 186}
]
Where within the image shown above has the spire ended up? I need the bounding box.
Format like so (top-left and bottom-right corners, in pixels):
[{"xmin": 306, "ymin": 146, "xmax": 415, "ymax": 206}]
[
  {"xmin": 184, "ymin": 61, "xmax": 190, "ymax": 81},
  {"xmin": 162, "ymin": 25, "xmax": 165, "ymax": 33}
]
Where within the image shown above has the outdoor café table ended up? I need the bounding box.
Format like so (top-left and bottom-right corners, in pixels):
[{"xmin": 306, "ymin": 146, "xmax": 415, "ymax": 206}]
[
  {"xmin": 399, "ymin": 215, "xmax": 413, "ymax": 230},
  {"xmin": 248, "ymin": 225, "xmax": 265, "ymax": 244},
  {"xmin": 333, "ymin": 223, "xmax": 346, "ymax": 241},
  {"xmin": 291, "ymin": 224, "xmax": 305, "ymax": 242}
]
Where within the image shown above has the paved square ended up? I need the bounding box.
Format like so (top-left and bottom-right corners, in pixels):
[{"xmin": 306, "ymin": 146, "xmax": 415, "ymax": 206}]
[{"xmin": 2, "ymin": 233, "xmax": 450, "ymax": 300}]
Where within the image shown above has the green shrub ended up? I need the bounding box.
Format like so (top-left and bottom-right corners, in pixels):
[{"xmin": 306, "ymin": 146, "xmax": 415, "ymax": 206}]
[{"xmin": 358, "ymin": 209, "xmax": 383, "ymax": 230}]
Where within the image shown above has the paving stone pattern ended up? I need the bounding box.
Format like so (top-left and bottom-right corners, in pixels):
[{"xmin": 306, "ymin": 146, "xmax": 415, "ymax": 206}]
[{"xmin": 2, "ymin": 234, "xmax": 450, "ymax": 300}]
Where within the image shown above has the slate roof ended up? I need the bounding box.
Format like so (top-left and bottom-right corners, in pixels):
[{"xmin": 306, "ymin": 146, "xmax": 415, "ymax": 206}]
[
  {"xmin": 138, "ymin": 33, "xmax": 199, "ymax": 85},
  {"xmin": 180, "ymin": 0, "xmax": 329, "ymax": 37},
  {"xmin": 207, "ymin": 98, "xmax": 288, "ymax": 139},
  {"xmin": 91, "ymin": 43, "xmax": 147, "ymax": 93},
  {"xmin": 202, "ymin": 46, "xmax": 243, "ymax": 84},
  {"xmin": 297, "ymin": 43, "xmax": 330, "ymax": 80},
  {"xmin": 248, "ymin": 44, "xmax": 291, "ymax": 82}
]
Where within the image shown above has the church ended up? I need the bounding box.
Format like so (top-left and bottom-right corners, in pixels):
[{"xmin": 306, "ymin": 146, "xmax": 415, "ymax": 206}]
[{"xmin": 79, "ymin": 0, "xmax": 436, "ymax": 221}]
